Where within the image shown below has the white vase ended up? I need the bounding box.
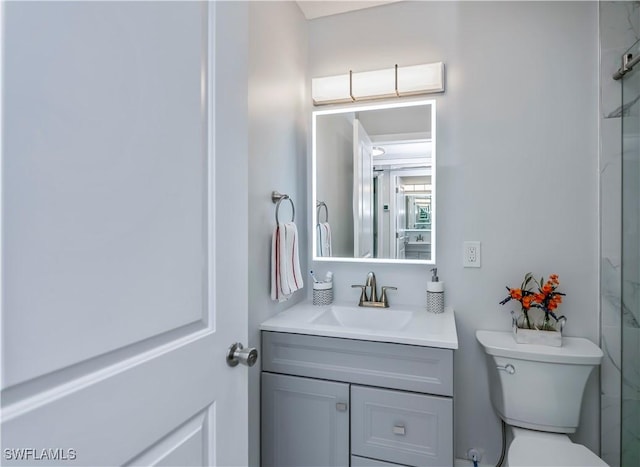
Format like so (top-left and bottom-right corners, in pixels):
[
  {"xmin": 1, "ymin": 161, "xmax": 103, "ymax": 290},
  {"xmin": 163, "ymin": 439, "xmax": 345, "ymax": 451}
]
[
  {"xmin": 512, "ymin": 325, "xmax": 562, "ymax": 347},
  {"xmin": 510, "ymin": 309, "xmax": 565, "ymax": 347}
]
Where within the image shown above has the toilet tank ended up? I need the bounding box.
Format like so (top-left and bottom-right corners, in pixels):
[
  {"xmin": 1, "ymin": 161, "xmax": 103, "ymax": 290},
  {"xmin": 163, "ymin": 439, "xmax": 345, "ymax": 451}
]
[{"xmin": 476, "ymin": 330, "xmax": 602, "ymax": 433}]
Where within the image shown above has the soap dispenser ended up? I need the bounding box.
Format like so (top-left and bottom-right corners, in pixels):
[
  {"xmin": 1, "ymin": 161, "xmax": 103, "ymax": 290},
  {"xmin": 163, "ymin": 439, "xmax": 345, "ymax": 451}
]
[{"xmin": 427, "ymin": 268, "xmax": 445, "ymax": 313}]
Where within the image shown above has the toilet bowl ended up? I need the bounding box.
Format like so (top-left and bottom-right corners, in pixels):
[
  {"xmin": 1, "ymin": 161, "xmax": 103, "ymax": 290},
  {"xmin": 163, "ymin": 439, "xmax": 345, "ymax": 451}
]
[
  {"xmin": 476, "ymin": 330, "xmax": 608, "ymax": 467},
  {"xmin": 507, "ymin": 427, "xmax": 607, "ymax": 467}
]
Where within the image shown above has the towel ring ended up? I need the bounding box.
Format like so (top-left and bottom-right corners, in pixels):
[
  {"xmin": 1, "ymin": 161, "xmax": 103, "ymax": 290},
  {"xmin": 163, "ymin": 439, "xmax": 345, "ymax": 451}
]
[
  {"xmin": 316, "ymin": 201, "xmax": 329, "ymax": 223},
  {"xmin": 272, "ymin": 191, "xmax": 295, "ymax": 224}
]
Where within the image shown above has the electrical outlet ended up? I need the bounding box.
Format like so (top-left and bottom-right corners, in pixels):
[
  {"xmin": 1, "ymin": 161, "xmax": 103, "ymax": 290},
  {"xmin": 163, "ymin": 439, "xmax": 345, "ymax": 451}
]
[{"xmin": 463, "ymin": 241, "xmax": 481, "ymax": 268}]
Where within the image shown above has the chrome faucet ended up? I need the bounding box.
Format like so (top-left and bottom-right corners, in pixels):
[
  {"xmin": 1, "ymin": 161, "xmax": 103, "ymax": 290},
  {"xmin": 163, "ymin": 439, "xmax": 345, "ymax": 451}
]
[{"xmin": 351, "ymin": 272, "xmax": 397, "ymax": 308}]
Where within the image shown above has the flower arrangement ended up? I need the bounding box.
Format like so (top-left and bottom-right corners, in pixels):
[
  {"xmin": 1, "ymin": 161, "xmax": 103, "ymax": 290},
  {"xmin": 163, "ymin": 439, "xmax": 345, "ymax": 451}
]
[{"xmin": 500, "ymin": 273, "xmax": 566, "ymax": 331}]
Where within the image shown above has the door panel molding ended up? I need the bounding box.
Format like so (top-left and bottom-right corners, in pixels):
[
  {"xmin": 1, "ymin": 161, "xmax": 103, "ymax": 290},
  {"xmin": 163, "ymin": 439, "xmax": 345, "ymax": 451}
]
[
  {"xmin": 2, "ymin": 321, "xmax": 210, "ymax": 404},
  {"xmin": 2, "ymin": 0, "xmax": 212, "ymax": 388},
  {"xmin": 123, "ymin": 408, "xmax": 209, "ymax": 466},
  {"xmin": 2, "ymin": 332, "xmax": 217, "ymax": 466},
  {"xmin": 2, "ymin": 327, "xmax": 214, "ymax": 422}
]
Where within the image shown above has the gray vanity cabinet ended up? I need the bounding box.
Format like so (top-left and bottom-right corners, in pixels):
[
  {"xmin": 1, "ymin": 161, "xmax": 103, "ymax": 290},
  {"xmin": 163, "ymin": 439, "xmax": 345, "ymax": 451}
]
[{"xmin": 261, "ymin": 331, "xmax": 454, "ymax": 467}]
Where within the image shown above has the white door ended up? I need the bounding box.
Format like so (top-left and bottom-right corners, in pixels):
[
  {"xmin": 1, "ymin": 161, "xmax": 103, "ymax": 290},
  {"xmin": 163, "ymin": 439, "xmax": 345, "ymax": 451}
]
[
  {"xmin": 395, "ymin": 183, "xmax": 407, "ymax": 259},
  {"xmin": 1, "ymin": 3, "xmax": 248, "ymax": 466},
  {"xmin": 353, "ymin": 119, "xmax": 374, "ymax": 259},
  {"xmin": 373, "ymin": 173, "xmax": 385, "ymax": 259}
]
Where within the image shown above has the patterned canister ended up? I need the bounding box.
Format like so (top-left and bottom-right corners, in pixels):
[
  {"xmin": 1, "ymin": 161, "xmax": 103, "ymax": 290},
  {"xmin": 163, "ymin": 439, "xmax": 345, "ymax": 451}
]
[
  {"xmin": 426, "ymin": 281, "xmax": 445, "ymax": 313},
  {"xmin": 313, "ymin": 281, "xmax": 333, "ymax": 306}
]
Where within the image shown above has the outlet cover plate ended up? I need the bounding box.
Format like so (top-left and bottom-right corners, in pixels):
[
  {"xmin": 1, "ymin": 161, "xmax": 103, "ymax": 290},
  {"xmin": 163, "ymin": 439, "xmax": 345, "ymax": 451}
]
[{"xmin": 464, "ymin": 241, "xmax": 481, "ymax": 268}]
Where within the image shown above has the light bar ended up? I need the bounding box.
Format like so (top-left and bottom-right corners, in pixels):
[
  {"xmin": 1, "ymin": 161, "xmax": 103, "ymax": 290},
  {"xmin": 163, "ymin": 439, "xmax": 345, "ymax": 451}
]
[{"xmin": 312, "ymin": 62, "xmax": 444, "ymax": 105}]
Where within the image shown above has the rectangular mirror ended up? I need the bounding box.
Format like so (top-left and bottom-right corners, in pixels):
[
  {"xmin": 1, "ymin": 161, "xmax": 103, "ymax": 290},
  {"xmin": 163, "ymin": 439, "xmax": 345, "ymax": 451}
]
[{"xmin": 313, "ymin": 99, "xmax": 436, "ymax": 264}]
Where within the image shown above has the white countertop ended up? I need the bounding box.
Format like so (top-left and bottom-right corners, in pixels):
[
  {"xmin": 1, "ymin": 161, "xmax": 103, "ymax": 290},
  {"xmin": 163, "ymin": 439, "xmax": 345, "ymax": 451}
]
[{"xmin": 260, "ymin": 302, "xmax": 458, "ymax": 349}]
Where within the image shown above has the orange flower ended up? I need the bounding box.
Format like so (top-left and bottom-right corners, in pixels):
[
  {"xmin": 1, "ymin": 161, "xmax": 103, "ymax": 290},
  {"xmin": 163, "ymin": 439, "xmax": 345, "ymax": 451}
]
[
  {"xmin": 510, "ymin": 288, "xmax": 523, "ymax": 300},
  {"xmin": 501, "ymin": 273, "xmax": 565, "ymax": 324}
]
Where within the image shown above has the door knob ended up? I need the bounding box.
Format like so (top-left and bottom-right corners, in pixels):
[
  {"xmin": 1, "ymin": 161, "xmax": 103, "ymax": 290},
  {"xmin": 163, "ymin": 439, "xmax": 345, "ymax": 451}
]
[{"xmin": 226, "ymin": 342, "xmax": 258, "ymax": 367}]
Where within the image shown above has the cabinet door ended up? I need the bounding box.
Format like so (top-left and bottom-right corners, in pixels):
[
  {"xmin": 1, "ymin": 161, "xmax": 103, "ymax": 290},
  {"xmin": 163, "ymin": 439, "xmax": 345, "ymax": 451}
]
[{"xmin": 262, "ymin": 372, "xmax": 349, "ymax": 467}]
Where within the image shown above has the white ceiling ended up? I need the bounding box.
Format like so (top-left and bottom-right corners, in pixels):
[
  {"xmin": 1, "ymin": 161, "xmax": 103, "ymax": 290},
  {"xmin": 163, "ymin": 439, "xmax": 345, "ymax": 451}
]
[{"xmin": 296, "ymin": 1, "xmax": 403, "ymax": 20}]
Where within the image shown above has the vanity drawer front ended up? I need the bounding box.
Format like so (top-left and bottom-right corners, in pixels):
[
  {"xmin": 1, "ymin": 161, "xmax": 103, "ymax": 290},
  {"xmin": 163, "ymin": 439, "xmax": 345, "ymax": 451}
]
[
  {"xmin": 351, "ymin": 386, "xmax": 453, "ymax": 467},
  {"xmin": 262, "ymin": 331, "xmax": 453, "ymax": 396}
]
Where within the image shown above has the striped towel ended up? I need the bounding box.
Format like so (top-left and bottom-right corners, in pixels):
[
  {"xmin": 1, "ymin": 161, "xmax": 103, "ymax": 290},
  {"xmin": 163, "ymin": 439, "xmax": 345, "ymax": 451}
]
[
  {"xmin": 271, "ymin": 222, "xmax": 304, "ymax": 302},
  {"xmin": 316, "ymin": 222, "xmax": 332, "ymax": 257}
]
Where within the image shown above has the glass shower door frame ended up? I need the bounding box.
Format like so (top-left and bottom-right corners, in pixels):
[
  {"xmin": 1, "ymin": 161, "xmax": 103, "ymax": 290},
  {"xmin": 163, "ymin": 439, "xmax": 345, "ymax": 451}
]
[{"xmin": 620, "ymin": 39, "xmax": 640, "ymax": 467}]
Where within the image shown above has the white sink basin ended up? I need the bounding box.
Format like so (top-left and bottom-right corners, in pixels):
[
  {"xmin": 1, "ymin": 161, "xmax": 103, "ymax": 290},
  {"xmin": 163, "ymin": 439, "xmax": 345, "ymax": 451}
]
[
  {"xmin": 311, "ymin": 305, "xmax": 413, "ymax": 332},
  {"xmin": 260, "ymin": 302, "xmax": 458, "ymax": 349}
]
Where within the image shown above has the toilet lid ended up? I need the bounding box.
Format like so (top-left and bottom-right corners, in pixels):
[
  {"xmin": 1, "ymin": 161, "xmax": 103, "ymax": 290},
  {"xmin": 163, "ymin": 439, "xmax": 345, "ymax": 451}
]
[{"xmin": 509, "ymin": 437, "xmax": 608, "ymax": 467}]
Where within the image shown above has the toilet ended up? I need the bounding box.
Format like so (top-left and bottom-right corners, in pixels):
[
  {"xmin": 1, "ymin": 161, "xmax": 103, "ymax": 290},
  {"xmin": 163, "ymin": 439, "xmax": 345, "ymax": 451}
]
[{"xmin": 476, "ymin": 330, "xmax": 608, "ymax": 467}]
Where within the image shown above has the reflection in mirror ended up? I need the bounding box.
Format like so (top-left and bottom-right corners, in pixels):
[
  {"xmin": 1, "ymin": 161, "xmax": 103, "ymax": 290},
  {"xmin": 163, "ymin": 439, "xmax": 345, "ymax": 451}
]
[{"xmin": 313, "ymin": 100, "xmax": 435, "ymax": 263}]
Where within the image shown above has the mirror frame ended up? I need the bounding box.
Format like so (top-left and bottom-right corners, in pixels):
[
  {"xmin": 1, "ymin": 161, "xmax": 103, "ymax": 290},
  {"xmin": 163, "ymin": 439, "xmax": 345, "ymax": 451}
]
[{"xmin": 312, "ymin": 98, "xmax": 437, "ymax": 264}]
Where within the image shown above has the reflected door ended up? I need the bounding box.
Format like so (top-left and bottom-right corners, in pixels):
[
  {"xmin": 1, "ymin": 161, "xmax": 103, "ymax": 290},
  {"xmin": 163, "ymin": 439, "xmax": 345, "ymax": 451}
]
[
  {"xmin": 353, "ymin": 119, "xmax": 374, "ymax": 258},
  {"xmin": 1, "ymin": 3, "xmax": 247, "ymax": 466},
  {"xmin": 395, "ymin": 184, "xmax": 407, "ymax": 259}
]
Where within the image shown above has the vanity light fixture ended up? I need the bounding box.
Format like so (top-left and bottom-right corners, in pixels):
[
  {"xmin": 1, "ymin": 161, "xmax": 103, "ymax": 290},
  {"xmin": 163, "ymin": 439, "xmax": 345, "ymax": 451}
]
[
  {"xmin": 372, "ymin": 146, "xmax": 386, "ymax": 157},
  {"xmin": 312, "ymin": 62, "xmax": 444, "ymax": 105}
]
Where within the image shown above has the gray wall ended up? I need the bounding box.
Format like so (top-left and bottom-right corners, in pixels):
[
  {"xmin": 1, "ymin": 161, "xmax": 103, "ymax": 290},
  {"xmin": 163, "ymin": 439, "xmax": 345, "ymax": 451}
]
[
  {"xmin": 247, "ymin": 2, "xmax": 308, "ymax": 465},
  {"xmin": 316, "ymin": 113, "xmax": 354, "ymax": 257},
  {"xmin": 308, "ymin": 2, "xmax": 600, "ymax": 462}
]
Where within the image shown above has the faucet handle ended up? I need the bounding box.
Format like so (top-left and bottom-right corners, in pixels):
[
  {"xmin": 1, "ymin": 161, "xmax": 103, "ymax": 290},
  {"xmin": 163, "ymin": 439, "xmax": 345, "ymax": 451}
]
[
  {"xmin": 351, "ymin": 285, "xmax": 368, "ymax": 305},
  {"xmin": 380, "ymin": 286, "xmax": 397, "ymax": 307}
]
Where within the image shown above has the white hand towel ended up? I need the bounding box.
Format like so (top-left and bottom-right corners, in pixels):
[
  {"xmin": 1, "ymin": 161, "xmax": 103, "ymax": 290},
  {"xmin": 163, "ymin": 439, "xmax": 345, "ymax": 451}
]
[
  {"xmin": 271, "ymin": 222, "xmax": 304, "ymax": 302},
  {"xmin": 316, "ymin": 222, "xmax": 332, "ymax": 257}
]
